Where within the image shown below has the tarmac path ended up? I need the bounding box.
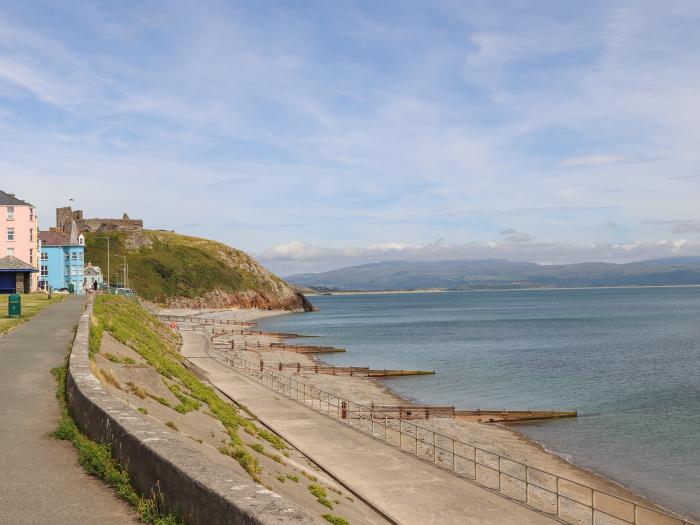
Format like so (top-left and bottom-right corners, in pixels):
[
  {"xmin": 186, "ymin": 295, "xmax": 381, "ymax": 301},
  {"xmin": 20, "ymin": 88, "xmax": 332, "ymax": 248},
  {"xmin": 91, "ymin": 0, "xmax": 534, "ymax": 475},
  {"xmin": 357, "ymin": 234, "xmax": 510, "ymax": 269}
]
[{"xmin": 0, "ymin": 295, "xmax": 137, "ymax": 525}]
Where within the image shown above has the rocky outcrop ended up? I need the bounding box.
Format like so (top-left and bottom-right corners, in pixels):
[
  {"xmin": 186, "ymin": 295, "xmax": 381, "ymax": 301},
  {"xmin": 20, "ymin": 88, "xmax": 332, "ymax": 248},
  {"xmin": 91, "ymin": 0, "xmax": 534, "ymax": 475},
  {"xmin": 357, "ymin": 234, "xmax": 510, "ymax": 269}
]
[{"xmin": 166, "ymin": 289, "xmax": 316, "ymax": 312}]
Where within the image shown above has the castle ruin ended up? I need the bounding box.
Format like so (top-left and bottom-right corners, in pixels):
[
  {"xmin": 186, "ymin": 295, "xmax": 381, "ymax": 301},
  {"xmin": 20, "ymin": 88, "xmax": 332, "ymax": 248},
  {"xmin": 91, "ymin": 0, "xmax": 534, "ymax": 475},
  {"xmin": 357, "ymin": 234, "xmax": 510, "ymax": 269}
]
[{"xmin": 56, "ymin": 206, "xmax": 143, "ymax": 233}]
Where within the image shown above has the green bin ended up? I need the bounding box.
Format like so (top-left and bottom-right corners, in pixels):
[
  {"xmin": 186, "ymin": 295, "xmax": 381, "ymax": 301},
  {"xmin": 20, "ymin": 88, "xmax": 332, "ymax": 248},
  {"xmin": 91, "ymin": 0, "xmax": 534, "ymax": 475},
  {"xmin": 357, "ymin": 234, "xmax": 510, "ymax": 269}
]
[
  {"xmin": 8, "ymin": 294, "xmax": 21, "ymax": 318},
  {"xmin": 68, "ymin": 283, "xmax": 75, "ymax": 294}
]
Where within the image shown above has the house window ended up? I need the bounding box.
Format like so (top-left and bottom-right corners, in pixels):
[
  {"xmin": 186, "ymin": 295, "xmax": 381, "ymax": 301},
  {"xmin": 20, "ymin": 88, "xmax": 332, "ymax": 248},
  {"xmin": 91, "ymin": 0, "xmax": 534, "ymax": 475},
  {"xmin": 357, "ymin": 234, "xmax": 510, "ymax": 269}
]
[
  {"xmin": 78, "ymin": 251, "xmax": 83, "ymax": 260},
  {"xmin": 29, "ymin": 208, "xmax": 33, "ymax": 221},
  {"xmin": 29, "ymin": 228, "xmax": 33, "ymax": 241},
  {"xmin": 72, "ymin": 267, "xmax": 77, "ymax": 276},
  {"xmin": 71, "ymin": 252, "xmax": 77, "ymax": 260},
  {"xmin": 7, "ymin": 227, "xmax": 14, "ymax": 241},
  {"xmin": 41, "ymin": 265, "xmax": 48, "ymax": 277},
  {"xmin": 29, "ymin": 248, "xmax": 33, "ymax": 264},
  {"xmin": 7, "ymin": 206, "xmax": 14, "ymax": 220},
  {"xmin": 41, "ymin": 252, "xmax": 48, "ymax": 261},
  {"xmin": 7, "ymin": 248, "xmax": 14, "ymax": 256}
]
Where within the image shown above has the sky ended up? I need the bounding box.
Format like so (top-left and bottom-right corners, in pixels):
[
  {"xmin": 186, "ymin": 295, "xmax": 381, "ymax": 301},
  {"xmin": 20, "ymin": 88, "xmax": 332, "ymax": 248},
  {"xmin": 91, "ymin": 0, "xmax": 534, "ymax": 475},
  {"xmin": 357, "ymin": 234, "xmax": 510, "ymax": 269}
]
[{"xmin": 1, "ymin": 1, "xmax": 700, "ymax": 275}]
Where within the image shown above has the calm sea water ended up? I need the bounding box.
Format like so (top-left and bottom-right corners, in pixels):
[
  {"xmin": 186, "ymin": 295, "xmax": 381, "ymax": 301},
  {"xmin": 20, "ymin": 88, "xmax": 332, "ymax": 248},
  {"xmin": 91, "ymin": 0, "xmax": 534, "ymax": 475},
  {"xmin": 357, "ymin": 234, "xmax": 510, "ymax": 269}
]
[{"xmin": 258, "ymin": 287, "xmax": 700, "ymax": 519}]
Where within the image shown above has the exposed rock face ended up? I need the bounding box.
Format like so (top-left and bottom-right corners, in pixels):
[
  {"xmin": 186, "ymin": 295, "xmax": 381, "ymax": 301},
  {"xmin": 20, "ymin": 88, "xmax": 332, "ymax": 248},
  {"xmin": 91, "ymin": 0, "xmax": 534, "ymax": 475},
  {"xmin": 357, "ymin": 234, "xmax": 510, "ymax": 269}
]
[
  {"xmin": 166, "ymin": 289, "xmax": 316, "ymax": 312},
  {"xmin": 123, "ymin": 230, "xmax": 153, "ymax": 251}
]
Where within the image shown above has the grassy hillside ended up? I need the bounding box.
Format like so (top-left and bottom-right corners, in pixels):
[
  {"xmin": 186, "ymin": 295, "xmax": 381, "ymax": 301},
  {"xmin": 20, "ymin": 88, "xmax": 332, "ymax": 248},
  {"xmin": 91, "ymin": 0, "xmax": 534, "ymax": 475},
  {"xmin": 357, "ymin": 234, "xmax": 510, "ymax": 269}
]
[{"xmin": 84, "ymin": 230, "xmax": 313, "ymax": 310}]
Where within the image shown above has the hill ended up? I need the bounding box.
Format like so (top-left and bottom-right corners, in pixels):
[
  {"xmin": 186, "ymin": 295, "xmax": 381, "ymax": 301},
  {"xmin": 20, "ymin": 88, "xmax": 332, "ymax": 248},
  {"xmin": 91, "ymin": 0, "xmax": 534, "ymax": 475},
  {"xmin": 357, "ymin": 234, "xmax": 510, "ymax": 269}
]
[
  {"xmin": 287, "ymin": 257, "xmax": 700, "ymax": 291},
  {"xmin": 84, "ymin": 230, "xmax": 314, "ymax": 311}
]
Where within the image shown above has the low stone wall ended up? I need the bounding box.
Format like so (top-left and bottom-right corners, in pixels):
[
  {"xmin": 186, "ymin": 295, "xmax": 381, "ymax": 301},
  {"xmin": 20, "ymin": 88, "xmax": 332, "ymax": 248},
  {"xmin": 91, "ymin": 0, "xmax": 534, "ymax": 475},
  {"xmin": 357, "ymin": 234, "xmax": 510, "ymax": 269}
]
[{"xmin": 66, "ymin": 299, "xmax": 317, "ymax": 525}]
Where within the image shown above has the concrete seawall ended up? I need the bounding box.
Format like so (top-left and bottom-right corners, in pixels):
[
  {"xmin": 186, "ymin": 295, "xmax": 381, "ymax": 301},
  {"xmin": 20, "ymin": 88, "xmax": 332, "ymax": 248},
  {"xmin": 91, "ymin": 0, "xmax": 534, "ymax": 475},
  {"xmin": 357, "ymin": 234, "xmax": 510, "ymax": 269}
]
[{"xmin": 66, "ymin": 299, "xmax": 317, "ymax": 525}]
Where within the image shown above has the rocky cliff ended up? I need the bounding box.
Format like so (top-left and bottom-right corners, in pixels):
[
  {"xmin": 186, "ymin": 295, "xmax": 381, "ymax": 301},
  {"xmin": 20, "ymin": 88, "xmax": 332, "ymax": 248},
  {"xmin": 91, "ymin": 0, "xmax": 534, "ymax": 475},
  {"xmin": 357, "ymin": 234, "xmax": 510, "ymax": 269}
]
[{"xmin": 84, "ymin": 230, "xmax": 314, "ymax": 311}]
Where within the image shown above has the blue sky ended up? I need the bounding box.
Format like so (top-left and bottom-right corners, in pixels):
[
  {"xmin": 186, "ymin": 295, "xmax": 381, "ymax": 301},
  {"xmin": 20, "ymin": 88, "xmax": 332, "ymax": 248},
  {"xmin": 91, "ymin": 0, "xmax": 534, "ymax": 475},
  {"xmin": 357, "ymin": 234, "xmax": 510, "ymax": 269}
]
[{"xmin": 1, "ymin": 1, "xmax": 700, "ymax": 274}]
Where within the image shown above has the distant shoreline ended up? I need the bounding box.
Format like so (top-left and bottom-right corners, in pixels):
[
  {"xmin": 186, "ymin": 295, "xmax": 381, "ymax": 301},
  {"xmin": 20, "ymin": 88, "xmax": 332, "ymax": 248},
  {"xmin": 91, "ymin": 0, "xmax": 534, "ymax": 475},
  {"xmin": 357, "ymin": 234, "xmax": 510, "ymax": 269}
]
[{"xmin": 304, "ymin": 283, "xmax": 700, "ymax": 296}]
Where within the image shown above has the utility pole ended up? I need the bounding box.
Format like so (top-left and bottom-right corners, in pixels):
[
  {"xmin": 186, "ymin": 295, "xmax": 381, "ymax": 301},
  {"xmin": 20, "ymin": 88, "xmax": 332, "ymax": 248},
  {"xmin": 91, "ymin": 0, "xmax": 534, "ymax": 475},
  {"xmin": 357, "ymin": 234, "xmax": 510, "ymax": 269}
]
[
  {"xmin": 95, "ymin": 236, "xmax": 110, "ymax": 289},
  {"xmin": 114, "ymin": 255, "xmax": 127, "ymax": 288}
]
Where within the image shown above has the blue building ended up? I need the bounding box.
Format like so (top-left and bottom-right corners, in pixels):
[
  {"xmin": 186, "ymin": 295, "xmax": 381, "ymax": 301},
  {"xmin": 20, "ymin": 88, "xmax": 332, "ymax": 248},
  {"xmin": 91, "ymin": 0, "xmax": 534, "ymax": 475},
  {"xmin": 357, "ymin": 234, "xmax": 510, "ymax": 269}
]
[{"xmin": 38, "ymin": 221, "xmax": 85, "ymax": 293}]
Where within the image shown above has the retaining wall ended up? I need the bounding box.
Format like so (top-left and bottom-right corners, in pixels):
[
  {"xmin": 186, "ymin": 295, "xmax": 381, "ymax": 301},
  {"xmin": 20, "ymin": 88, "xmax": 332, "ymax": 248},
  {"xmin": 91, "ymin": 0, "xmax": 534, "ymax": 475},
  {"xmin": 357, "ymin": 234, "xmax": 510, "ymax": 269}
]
[{"xmin": 66, "ymin": 299, "xmax": 318, "ymax": 525}]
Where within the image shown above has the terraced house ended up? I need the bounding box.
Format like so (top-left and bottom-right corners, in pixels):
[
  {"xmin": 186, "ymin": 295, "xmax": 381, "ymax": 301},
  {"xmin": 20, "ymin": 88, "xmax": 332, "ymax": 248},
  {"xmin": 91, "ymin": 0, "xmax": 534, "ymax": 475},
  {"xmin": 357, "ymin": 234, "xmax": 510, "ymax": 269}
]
[
  {"xmin": 0, "ymin": 190, "xmax": 40, "ymax": 293},
  {"xmin": 38, "ymin": 221, "xmax": 86, "ymax": 293}
]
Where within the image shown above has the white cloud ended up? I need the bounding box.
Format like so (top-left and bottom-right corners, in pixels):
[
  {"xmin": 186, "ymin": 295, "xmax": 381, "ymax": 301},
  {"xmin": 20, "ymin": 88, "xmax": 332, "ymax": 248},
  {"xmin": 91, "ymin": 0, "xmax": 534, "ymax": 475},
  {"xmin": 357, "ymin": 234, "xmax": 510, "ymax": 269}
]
[{"xmin": 500, "ymin": 228, "xmax": 531, "ymax": 242}]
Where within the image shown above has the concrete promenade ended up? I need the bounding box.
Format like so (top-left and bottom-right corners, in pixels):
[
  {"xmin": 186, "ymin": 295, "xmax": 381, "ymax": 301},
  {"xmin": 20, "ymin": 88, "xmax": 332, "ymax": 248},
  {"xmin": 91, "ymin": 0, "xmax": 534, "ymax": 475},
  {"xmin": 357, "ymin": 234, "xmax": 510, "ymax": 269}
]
[
  {"xmin": 182, "ymin": 331, "xmax": 559, "ymax": 525},
  {"xmin": 0, "ymin": 295, "xmax": 137, "ymax": 525}
]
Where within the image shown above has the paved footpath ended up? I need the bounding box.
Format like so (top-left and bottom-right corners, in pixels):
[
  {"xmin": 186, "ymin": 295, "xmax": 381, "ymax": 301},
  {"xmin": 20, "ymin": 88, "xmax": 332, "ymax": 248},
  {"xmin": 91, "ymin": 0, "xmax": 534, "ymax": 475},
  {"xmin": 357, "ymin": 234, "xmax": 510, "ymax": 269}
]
[
  {"xmin": 0, "ymin": 296, "xmax": 138, "ymax": 525},
  {"xmin": 182, "ymin": 332, "xmax": 559, "ymax": 525}
]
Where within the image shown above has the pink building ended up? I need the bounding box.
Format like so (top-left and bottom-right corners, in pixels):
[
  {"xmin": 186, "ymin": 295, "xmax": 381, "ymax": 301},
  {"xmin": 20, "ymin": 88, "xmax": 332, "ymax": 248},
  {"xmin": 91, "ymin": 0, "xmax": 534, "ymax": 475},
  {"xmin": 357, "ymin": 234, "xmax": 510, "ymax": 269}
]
[{"xmin": 0, "ymin": 190, "xmax": 40, "ymax": 291}]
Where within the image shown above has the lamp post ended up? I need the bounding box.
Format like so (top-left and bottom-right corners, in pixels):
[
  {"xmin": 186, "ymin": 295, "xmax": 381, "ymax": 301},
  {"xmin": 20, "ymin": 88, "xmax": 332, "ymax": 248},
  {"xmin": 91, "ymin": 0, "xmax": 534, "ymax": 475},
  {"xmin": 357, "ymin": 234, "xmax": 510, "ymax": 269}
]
[
  {"xmin": 94, "ymin": 236, "xmax": 110, "ymax": 289},
  {"xmin": 114, "ymin": 255, "xmax": 127, "ymax": 288}
]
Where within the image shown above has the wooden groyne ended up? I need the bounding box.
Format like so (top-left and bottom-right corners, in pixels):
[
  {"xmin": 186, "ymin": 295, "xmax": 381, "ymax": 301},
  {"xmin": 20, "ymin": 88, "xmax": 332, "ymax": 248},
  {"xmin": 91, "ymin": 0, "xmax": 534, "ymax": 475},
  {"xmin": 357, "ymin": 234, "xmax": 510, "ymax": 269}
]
[
  {"xmin": 160, "ymin": 315, "xmax": 257, "ymax": 327},
  {"xmin": 209, "ymin": 327, "xmax": 316, "ymax": 338},
  {"xmin": 269, "ymin": 342, "xmax": 346, "ymax": 354},
  {"xmin": 359, "ymin": 404, "xmax": 455, "ymax": 420},
  {"xmin": 255, "ymin": 361, "xmax": 434, "ymax": 377},
  {"xmin": 454, "ymin": 409, "xmax": 577, "ymax": 423},
  {"xmin": 346, "ymin": 405, "xmax": 577, "ymax": 422}
]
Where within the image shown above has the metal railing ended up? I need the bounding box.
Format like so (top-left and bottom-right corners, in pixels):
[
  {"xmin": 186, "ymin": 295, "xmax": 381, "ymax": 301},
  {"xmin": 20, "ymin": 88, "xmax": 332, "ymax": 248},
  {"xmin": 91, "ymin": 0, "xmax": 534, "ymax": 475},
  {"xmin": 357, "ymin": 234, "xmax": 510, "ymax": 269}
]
[{"xmin": 193, "ymin": 325, "xmax": 695, "ymax": 525}]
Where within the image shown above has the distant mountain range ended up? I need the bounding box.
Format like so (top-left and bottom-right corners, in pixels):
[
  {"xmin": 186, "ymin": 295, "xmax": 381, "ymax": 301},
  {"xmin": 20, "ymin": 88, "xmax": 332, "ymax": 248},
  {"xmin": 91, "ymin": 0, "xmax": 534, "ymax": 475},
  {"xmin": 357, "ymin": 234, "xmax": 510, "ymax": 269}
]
[{"xmin": 287, "ymin": 257, "xmax": 700, "ymax": 291}]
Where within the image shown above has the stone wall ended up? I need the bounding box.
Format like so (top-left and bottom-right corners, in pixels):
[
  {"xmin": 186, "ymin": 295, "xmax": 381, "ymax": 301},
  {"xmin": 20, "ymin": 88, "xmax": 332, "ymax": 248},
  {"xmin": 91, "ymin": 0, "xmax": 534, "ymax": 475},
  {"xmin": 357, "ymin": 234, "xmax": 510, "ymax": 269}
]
[
  {"xmin": 56, "ymin": 206, "xmax": 143, "ymax": 233},
  {"xmin": 77, "ymin": 218, "xmax": 144, "ymax": 233}
]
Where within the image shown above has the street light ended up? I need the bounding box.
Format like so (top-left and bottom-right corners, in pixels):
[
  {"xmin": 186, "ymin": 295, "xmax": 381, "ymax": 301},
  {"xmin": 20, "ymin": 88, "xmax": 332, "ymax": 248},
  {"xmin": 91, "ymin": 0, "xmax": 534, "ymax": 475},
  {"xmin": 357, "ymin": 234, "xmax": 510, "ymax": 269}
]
[
  {"xmin": 94, "ymin": 236, "xmax": 111, "ymax": 289},
  {"xmin": 114, "ymin": 255, "xmax": 128, "ymax": 289}
]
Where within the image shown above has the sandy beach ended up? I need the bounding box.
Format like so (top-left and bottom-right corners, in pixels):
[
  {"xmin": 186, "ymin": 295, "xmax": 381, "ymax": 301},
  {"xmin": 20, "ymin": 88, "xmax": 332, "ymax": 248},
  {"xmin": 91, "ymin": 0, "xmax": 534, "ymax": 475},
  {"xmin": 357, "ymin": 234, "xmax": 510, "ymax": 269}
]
[{"xmin": 166, "ymin": 305, "xmax": 683, "ymax": 522}]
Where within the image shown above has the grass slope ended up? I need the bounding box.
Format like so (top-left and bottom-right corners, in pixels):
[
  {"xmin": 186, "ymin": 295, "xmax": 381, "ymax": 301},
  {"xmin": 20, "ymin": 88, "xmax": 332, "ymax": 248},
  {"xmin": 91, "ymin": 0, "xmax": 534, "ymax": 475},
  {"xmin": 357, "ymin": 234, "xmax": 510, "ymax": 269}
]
[
  {"xmin": 84, "ymin": 230, "xmax": 306, "ymax": 308},
  {"xmin": 91, "ymin": 295, "xmax": 283, "ymax": 479}
]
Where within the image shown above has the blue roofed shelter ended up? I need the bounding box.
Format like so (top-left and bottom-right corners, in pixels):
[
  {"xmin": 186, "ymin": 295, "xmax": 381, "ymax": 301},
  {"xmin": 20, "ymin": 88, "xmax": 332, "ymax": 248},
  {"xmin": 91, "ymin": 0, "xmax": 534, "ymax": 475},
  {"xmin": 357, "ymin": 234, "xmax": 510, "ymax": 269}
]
[{"xmin": 0, "ymin": 255, "xmax": 37, "ymax": 293}]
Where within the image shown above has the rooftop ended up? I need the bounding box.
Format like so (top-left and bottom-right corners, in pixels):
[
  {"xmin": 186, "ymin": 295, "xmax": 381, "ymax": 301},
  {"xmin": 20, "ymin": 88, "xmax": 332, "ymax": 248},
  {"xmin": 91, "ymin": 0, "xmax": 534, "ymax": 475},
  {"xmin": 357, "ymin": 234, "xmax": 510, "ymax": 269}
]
[
  {"xmin": 39, "ymin": 230, "xmax": 76, "ymax": 247},
  {"xmin": 0, "ymin": 256, "xmax": 38, "ymax": 272},
  {"xmin": 0, "ymin": 190, "xmax": 33, "ymax": 207}
]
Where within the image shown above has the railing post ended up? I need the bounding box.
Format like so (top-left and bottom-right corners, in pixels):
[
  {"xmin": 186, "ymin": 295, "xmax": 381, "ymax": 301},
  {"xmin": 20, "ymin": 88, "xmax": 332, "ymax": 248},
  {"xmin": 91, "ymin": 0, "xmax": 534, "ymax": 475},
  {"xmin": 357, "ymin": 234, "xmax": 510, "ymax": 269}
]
[{"xmin": 498, "ymin": 456, "xmax": 501, "ymax": 492}]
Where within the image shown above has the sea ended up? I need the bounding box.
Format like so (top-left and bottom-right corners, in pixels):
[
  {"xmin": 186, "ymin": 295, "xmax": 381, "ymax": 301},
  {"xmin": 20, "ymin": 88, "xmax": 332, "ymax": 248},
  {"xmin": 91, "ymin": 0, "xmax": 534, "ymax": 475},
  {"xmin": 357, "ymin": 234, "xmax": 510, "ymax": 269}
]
[{"xmin": 257, "ymin": 287, "xmax": 700, "ymax": 519}]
